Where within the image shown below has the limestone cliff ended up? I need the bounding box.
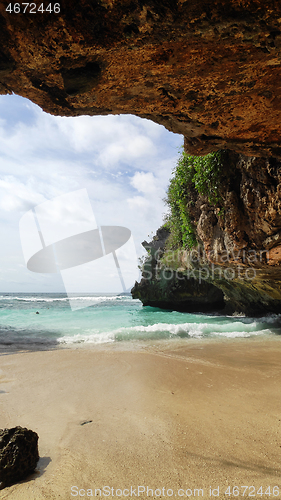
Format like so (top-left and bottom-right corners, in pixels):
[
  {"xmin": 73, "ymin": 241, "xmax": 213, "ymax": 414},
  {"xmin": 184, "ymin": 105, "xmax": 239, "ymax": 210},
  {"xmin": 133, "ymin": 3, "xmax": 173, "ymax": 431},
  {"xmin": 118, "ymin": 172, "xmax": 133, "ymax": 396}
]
[
  {"xmin": 131, "ymin": 226, "xmax": 225, "ymax": 312},
  {"xmin": 193, "ymin": 152, "xmax": 281, "ymax": 313},
  {"xmin": 132, "ymin": 152, "xmax": 281, "ymax": 315},
  {"xmin": 1, "ymin": 1, "xmax": 281, "ymax": 156}
]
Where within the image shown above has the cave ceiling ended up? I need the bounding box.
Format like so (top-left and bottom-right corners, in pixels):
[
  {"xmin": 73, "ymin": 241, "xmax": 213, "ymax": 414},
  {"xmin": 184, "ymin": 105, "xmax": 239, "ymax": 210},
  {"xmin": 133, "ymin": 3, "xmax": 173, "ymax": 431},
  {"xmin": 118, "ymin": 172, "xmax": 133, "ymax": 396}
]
[{"xmin": 1, "ymin": 0, "xmax": 281, "ymax": 156}]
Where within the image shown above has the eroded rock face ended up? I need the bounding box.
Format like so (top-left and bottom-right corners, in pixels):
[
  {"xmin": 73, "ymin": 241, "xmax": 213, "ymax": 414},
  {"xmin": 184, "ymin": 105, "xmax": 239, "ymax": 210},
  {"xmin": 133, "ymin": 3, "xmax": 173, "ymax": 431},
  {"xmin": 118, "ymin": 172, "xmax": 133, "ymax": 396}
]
[
  {"xmin": 1, "ymin": 1, "xmax": 281, "ymax": 156},
  {"xmin": 131, "ymin": 272, "xmax": 225, "ymax": 312},
  {"xmin": 195, "ymin": 154, "xmax": 281, "ymax": 262},
  {"xmin": 193, "ymin": 153, "xmax": 281, "ymax": 313},
  {"xmin": 0, "ymin": 426, "xmax": 39, "ymax": 487},
  {"xmin": 131, "ymin": 226, "xmax": 225, "ymax": 312},
  {"xmin": 133, "ymin": 153, "xmax": 281, "ymax": 314}
]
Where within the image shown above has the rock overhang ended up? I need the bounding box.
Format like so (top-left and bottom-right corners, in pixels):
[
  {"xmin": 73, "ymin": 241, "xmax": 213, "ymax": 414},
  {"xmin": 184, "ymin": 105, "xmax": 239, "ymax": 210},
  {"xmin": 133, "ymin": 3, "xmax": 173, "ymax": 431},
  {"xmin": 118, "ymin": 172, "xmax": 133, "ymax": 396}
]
[{"xmin": 1, "ymin": 0, "xmax": 281, "ymax": 156}]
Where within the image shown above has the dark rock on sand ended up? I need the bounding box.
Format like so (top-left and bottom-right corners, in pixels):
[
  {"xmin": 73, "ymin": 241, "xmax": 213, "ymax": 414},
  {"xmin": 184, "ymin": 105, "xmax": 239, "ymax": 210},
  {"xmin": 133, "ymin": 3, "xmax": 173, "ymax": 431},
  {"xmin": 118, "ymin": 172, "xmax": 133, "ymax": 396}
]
[{"xmin": 0, "ymin": 426, "xmax": 39, "ymax": 487}]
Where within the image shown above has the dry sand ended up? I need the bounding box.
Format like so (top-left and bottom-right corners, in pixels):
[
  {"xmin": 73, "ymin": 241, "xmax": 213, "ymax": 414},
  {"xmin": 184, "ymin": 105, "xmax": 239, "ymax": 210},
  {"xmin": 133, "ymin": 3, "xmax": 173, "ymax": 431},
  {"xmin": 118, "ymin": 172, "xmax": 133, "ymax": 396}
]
[{"xmin": 0, "ymin": 338, "xmax": 281, "ymax": 499}]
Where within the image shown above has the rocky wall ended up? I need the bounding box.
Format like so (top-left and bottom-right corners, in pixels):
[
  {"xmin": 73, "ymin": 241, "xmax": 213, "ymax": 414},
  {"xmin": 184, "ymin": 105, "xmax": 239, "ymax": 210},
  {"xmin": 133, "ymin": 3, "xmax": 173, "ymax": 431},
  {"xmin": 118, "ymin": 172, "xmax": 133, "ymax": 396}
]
[{"xmin": 1, "ymin": 1, "xmax": 281, "ymax": 156}]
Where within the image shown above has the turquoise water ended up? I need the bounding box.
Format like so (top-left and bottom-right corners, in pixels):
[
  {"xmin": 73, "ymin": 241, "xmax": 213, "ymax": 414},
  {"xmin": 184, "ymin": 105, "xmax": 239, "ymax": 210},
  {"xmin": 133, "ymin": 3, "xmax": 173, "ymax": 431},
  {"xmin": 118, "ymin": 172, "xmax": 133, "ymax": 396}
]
[{"xmin": 0, "ymin": 293, "xmax": 280, "ymax": 351}]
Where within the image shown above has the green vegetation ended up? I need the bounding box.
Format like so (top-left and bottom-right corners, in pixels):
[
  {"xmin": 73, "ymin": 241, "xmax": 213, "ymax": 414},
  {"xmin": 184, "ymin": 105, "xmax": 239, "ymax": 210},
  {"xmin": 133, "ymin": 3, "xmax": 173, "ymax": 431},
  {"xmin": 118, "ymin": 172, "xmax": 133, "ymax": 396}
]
[{"xmin": 164, "ymin": 148, "xmax": 225, "ymax": 249}]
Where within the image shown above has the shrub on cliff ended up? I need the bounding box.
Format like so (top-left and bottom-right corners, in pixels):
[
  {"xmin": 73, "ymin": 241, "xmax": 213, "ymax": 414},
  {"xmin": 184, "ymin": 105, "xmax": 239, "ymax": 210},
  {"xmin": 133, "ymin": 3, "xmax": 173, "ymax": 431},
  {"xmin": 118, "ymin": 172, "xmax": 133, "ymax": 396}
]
[{"xmin": 164, "ymin": 149, "xmax": 225, "ymax": 249}]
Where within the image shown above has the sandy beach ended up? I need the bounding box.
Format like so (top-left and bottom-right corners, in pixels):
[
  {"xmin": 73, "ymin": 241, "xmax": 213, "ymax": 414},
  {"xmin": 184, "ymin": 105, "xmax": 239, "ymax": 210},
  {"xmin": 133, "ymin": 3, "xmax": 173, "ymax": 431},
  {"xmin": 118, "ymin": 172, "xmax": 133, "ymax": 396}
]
[{"xmin": 0, "ymin": 338, "xmax": 281, "ymax": 499}]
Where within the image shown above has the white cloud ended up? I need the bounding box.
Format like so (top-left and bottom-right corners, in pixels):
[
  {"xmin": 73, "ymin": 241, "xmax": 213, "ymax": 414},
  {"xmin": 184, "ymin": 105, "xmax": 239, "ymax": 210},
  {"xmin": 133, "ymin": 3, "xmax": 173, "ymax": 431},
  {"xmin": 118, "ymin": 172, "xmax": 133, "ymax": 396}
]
[
  {"xmin": 0, "ymin": 176, "xmax": 47, "ymax": 211},
  {"xmin": 127, "ymin": 196, "xmax": 150, "ymax": 210},
  {"xmin": 130, "ymin": 171, "xmax": 160, "ymax": 194},
  {"xmin": 0, "ymin": 94, "xmax": 183, "ymax": 291}
]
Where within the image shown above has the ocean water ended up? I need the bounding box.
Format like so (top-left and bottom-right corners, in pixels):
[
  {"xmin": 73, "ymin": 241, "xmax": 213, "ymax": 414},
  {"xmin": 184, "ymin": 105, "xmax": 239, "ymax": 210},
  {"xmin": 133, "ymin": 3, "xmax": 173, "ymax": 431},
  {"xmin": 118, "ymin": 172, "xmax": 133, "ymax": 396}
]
[{"xmin": 0, "ymin": 293, "xmax": 281, "ymax": 352}]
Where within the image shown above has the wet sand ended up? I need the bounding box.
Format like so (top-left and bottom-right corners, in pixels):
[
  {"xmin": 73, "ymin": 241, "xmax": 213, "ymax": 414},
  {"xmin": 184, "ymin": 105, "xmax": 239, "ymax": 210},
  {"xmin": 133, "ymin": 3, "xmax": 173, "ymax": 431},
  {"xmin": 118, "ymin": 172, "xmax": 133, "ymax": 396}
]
[{"xmin": 0, "ymin": 338, "xmax": 281, "ymax": 499}]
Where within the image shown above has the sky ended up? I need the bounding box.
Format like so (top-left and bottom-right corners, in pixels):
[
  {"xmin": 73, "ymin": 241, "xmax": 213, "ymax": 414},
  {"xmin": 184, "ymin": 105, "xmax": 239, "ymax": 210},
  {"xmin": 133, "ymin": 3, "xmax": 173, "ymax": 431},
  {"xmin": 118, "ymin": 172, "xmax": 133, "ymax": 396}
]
[{"xmin": 0, "ymin": 94, "xmax": 183, "ymax": 293}]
